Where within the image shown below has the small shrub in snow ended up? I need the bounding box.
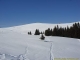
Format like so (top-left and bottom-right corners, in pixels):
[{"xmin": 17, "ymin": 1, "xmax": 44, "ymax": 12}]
[
  {"xmin": 28, "ymin": 31, "xmax": 32, "ymax": 35},
  {"xmin": 40, "ymin": 34, "xmax": 45, "ymax": 40}
]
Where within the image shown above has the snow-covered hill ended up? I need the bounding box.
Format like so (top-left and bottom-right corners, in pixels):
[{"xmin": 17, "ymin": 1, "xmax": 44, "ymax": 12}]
[
  {"xmin": 0, "ymin": 31, "xmax": 80, "ymax": 60},
  {"xmin": 0, "ymin": 22, "xmax": 78, "ymax": 34},
  {"xmin": 0, "ymin": 22, "xmax": 80, "ymax": 60}
]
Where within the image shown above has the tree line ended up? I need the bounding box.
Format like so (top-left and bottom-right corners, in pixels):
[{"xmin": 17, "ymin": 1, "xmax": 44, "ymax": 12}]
[
  {"xmin": 45, "ymin": 22, "xmax": 80, "ymax": 39},
  {"xmin": 28, "ymin": 22, "xmax": 80, "ymax": 39}
]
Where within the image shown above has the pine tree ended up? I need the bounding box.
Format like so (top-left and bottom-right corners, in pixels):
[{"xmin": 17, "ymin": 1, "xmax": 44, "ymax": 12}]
[
  {"xmin": 52, "ymin": 26, "xmax": 57, "ymax": 36},
  {"xmin": 45, "ymin": 28, "xmax": 52, "ymax": 36},
  {"xmin": 34, "ymin": 29, "xmax": 40, "ymax": 35},
  {"xmin": 29, "ymin": 31, "xmax": 32, "ymax": 35},
  {"xmin": 40, "ymin": 34, "xmax": 45, "ymax": 40},
  {"xmin": 28, "ymin": 31, "xmax": 32, "ymax": 35},
  {"xmin": 40, "ymin": 31, "xmax": 43, "ymax": 34},
  {"xmin": 28, "ymin": 32, "xmax": 30, "ymax": 35}
]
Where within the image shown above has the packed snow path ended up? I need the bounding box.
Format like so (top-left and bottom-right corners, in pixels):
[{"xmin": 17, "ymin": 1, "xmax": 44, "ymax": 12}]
[{"xmin": 45, "ymin": 37, "xmax": 54, "ymax": 60}]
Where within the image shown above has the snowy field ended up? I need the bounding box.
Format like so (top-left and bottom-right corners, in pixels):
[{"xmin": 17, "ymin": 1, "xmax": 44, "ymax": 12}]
[
  {"xmin": 0, "ymin": 31, "xmax": 80, "ymax": 60},
  {"xmin": 0, "ymin": 23, "xmax": 80, "ymax": 60}
]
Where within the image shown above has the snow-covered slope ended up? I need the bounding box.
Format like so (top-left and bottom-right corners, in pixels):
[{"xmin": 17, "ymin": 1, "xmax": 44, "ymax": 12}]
[
  {"xmin": 0, "ymin": 31, "xmax": 80, "ymax": 60},
  {"xmin": 0, "ymin": 22, "xmax": 80, "ymax": 60},
  {"xmin": 0, "ymin": 22, "xmax": 78, "ymax": 34}
]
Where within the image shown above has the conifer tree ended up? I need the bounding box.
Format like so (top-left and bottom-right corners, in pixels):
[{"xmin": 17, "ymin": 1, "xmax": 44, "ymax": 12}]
[
  {"xmin": 40, "ymin": 34, "xmax": 45, "ymax": 40},
  {"xmin": 28, "ymin": 32, "xmax": 30, "ymax": 35},
  {"xmin": 29, "ymin": 31, "xmax": 32, "ymax": 35},
  {"xmin": 34, "ymin": 29, "xmax": 40, "ymax": 35}
]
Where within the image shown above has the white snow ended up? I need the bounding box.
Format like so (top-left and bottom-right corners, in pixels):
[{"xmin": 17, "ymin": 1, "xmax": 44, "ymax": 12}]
[
  {"xmin": 0, "ymin": 22, "xmax": 80, "ymax": 60},
  {"xmin": 0, "ymin": 22, "xmax": 79, "ymax": 34}
]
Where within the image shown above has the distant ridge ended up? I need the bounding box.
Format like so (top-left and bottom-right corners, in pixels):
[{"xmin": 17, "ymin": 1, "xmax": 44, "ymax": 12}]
[{"xmin": 0, "ymin": 21, "xmax": 80, "ymax": 34}]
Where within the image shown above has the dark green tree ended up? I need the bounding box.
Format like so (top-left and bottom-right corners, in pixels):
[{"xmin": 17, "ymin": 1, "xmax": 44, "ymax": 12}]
[
  {"xmin": 45, "ymin": 28, "xmax": 51, "ymax": 36},
  {"xmin": 34, "ymin": 29, "xmax": 40, "ymax": 35},
  {"xmin": 29, "ymin": 31, "xmax": 32, "ymax": 35},
  {"xmin": 28, "ymin": 31, "xmax": 32, "ymax": 35},
  {"xmin": 40, "ymin": 34, "xmax": 45, "ymax": 40}
]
